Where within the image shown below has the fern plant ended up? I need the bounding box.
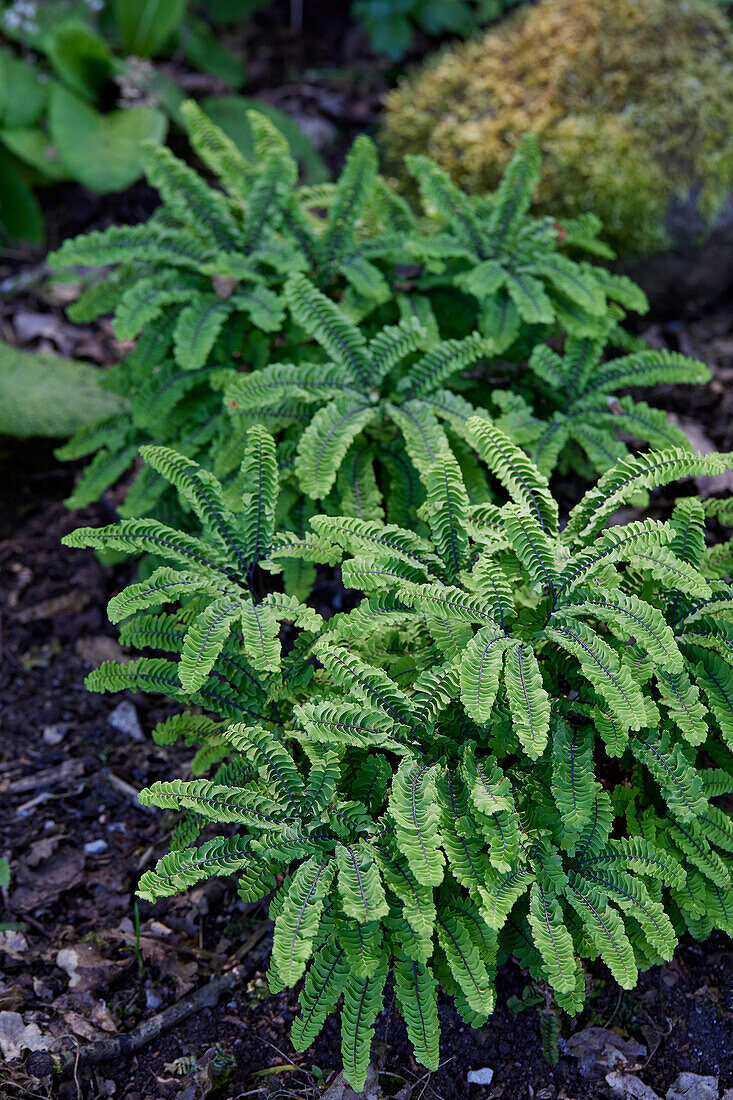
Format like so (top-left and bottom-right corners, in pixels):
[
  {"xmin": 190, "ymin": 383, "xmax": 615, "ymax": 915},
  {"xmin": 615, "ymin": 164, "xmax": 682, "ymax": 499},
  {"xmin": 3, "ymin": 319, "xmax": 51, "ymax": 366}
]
[
  {"xmin": 402, "ymin": 135, "xmax": 647, "ymax": 350},
  {"xmin": 63, "ymin": 429, "xmax": 340, "ymax": 755},
  {"xmin": 64, "ymin": 423, "xmax": 733, "ymax": 1088},
  {"xmin": 49, "ymin": 109, "xmax": 676, "ymax": 526},
  {"xmin": 491, "ymin": 326, "xmax": 710, "ymax": 478},
  {"xmin": 221, "ymin": 272, "xmax": 493, "ymax": 518},
  {"xmin": 222, "ymin": 276, "xmax": 708, "ymax": 515},
  {"xmin": 49, "ymin": 99, "xmax": 403, "ymax": 516}
]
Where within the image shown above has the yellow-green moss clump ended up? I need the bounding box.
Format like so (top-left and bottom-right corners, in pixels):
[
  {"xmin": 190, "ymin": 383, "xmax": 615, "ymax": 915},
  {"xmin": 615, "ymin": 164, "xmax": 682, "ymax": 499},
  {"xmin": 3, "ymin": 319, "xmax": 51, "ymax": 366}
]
[{"xmin": 381, "ymin": 0, "xmax": 733, "ymax": 255}]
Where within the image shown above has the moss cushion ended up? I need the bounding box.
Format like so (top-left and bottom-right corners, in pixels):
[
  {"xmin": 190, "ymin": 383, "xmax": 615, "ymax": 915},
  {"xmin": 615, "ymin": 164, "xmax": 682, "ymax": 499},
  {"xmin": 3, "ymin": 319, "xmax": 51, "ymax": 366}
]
[{"xmin": 381, "ymin": 0, "xmax": 733, "ymax": 258}]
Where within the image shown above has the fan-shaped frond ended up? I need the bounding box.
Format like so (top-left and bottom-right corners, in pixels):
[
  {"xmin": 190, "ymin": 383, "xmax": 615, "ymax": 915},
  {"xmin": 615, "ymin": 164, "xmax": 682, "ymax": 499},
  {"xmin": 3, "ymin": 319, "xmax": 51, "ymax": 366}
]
[
  {"xmin": 567, "ymin": 451, "xmax": 731, "ymax": 543},
  {"xmin": 504, "ymin": 643, "xmax": 550, "ymax": 760},
  {"xmin": 390, "ymin": 761, "xmax": 444, "ymax": 887},
  {"xmin": 466, "ymin": 417, "xmax": 557, "ymax": 534},
  {"xmin": 340, "ymin": 959, "xmax": 388, "ymax": 1091},
  {"xmin": 272, "ymin": 857, "xmax": 335, "ymax": 985}
]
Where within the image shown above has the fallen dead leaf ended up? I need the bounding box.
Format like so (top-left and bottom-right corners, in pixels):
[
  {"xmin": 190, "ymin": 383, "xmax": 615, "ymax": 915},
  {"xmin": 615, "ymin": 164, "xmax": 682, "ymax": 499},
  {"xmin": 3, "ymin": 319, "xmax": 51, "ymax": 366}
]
[
  {"xmin": 566, "ymin": 1027, "xmax": 646, "ymax": 1077},
  {"xmin": 53, "ymin": 990, "xmax": 117, "ymax": 1036},
  {"xmin": 19, "ymin": 638, "xmax": 62, "ymax": 670},
  {"xmin": 76, "ymin": 635, "xmax": 128, "ymax": 665},
  {"xmin": 0, "ymin": 929, "xmax": 28, "ymax": 960},
  {"xmin": 15, "ymin": 589, "xmax": 89, "ymax": 623},
  {"xmin": 119, "ymin": 922, "xmax": 199, "ymax": 996},
  {"xmin": 91, "ymin": 1001, "xmax": 118, "ymax": 1033},
  {"xmin": 94, "ymin": 1078, "xmax": 117, "ymax": 1098},
  {"xmin": 321, "ymin": 1050, "xmax": 404, "ymax": 1100},
  {"xmin": 666, "ymin": 1073, "xmax": 718, "ymax": 1100},
  {"xmin": 56, "ymin": 942, "xmax": 132, "ymax": 994},
  {"xmin": 10, "ymin": 845, "xmax": 85, "ymax": 912},
  {"xmin": 606, "ymin": 1071, "xmax": 661, "ymax": 1099},
  {"xmin": 668, "ymin": 414, "xmax": 733, "ymax": 496},
  {"xmin": 212, "ymin": 275, "xmax": 238, "ymax": 299},
  {"xmin": 55, "ymin": 1008, "xmax": 100, "ymax": 1042},
  {"xmin": 0, "ymin": 1011, "xmax": 52, "ymax": 1061},
  {"xmin": 24, "ymin": 835, "xmax": 65, "ymax": 866},
  {"xmin": 0, "ymin": 986, "xmax": 25, "ymax": 1012},
  {"xmin": 639, "ymin": 1019, "xmax": 670, "ymax": 1061},
  {"xmin": 12, "ymin": 309, "xmax": 77, "ymax": 354}
]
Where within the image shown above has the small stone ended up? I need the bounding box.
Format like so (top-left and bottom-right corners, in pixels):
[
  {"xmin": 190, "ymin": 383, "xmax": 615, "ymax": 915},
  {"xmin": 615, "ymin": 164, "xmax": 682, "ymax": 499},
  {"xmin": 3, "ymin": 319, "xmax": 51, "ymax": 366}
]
[
  {"xmin": 666, "ymin": 1074, "xmax": 718, "ymax": 1100},
  {"xmin": 108, "ymin": 700, "xmax": 143, "ymax": 741},
  {"xmin": 212, "ymin": 275, "xmax": 238, "ymax": 299},
  {"xmin": 467, "ymin": 1068, "xmax": 494, "ymax": 1086},
  {"xmin": 42, "ymin": 724, "xmax": 67, "ymax": 745},
  {"xmin": 83, "ymin": 839, "xmax": 108, "ymax": 855}
]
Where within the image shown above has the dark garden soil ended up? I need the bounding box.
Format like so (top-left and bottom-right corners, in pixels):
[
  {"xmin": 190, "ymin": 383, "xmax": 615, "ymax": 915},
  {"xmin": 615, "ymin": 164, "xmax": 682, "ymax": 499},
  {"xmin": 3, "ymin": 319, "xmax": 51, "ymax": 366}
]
[{"xmin": 3, "ymin": 4, "xmax": 733, "ymax": 1094}]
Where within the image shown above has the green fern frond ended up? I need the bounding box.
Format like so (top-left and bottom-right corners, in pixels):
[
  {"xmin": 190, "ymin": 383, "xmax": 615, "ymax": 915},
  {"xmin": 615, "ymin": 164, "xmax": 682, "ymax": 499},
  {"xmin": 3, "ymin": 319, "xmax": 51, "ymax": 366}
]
[
  {"xmin": 393, "ymin": 953, "xmax": 440, "ymax": 1070},
  {"xmin": 285, "ymin": 274, "xmax": 370, "ymax": 388},
  {"xmin": 504, "ymin": 643, "xmax": 551, "ymax": 760},
  {"xmin": 173, "ymin": 296, "xmax": 232, "ymax": 370},
  {"xmin": 295, "ymin": 399, "xmax": 377, "ymax": 500},
  {"xmin": 528, "ymin": 883, "xmax": 579, "ymax": 995},
  {"xmin": 319, "ymin": 135, "xmax": 378, "ymax": 281},
  {"xmin": 423, "ymin": 451, "xmax": 469, "ymax": 579},
  {"xmin": 340, "ymin": 958, "xmax": 388, "ymax": 1092},
  {"xmin": 180, "ymin": 99, "xmax": 254, "ymax": 203},
  {"xmin": 141, "ymin": 141, "xmax": 240, "ymax": 250},
  {"xmin": 567, "ymin": 450, "xmax": 731, "ymax": 543},
  {"xmin": 291, "ymin": 941, "xmax": 350, "ymax": 1051},
  {"xmin": 546, "ymin": 617, "xmax": 646, "ymax": 731},
  {"xmin": 390, "ymin": 761, "xmax": 445, "ymax": 887},
  {"xmin": 137, "ymin": 834, "xmax": 252, "ymax": 901},
  {"xmin": 272, "ymin": 857, "xmax": 335, "ymax": 987},
  {"xmin": 466, "ymin": 417, "xmax": 557, "ymax": 535},
  {"xmin": 139, "ymin": 778, "xmax": 288, "ymax": 828}
]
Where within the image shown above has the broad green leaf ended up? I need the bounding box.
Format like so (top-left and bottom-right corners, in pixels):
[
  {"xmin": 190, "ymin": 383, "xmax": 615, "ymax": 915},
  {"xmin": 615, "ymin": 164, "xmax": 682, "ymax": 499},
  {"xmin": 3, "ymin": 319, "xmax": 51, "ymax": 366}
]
[{"xmin": 49, "ymin": 85, "xmax": 167, "ymax": 193}]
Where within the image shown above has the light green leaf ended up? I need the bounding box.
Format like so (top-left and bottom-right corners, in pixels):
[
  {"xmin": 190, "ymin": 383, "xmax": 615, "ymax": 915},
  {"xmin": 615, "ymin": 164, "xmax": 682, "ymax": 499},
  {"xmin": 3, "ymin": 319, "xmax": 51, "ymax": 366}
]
[
  {"xmin": 49, "ymin": 85, "xmax": 167, "ymax": 193},
  {"xmin": 0, "ymin": 341, "xmax": 127, "ymax": 437}
]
